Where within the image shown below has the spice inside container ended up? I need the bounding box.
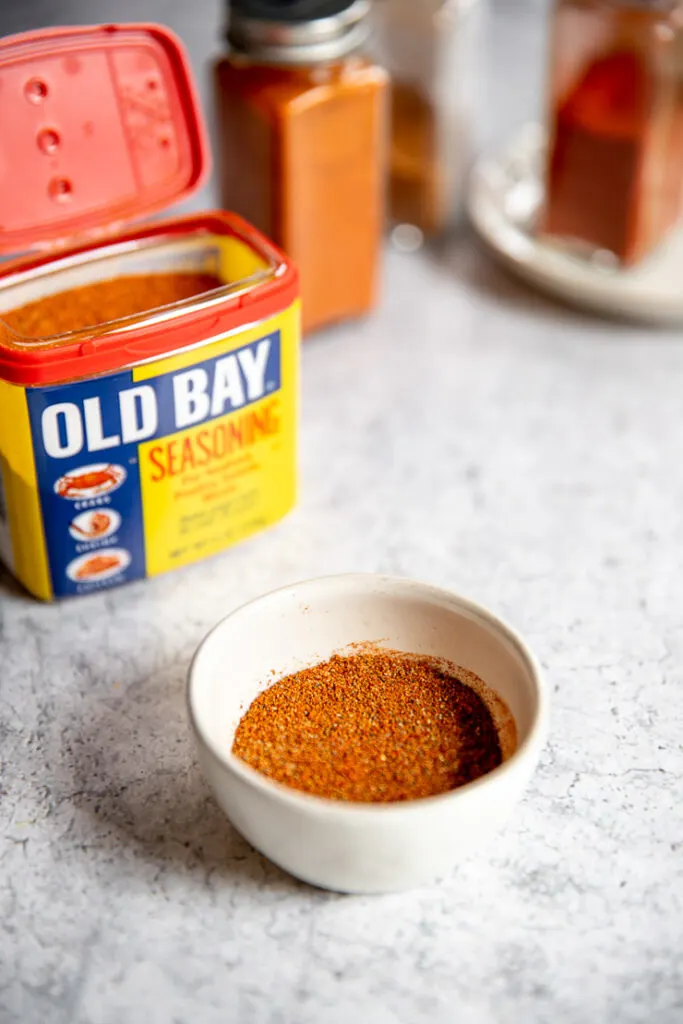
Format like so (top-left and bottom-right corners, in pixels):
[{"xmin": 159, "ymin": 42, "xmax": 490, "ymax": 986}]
[
  {"xmin": 4, "ymin": 274, "xmax": 223, "ymax": 338},
  {"xmin": 215, "ymin": 0, "xmax": 388, "ymax": 333},
  {"xmin": 233, "ymin": 649, "xmax": 516, "ymax": 802},
  {"xmin": 372, "ymin": 0, "xmax": 483, "ymax": 239},
  {"xmin": 0, "ymin": 24, "xmax": 300, "ymax": 602},
  {"xmin": 542, "ymin": 0, "xmax": 683, "ymax": 266}
]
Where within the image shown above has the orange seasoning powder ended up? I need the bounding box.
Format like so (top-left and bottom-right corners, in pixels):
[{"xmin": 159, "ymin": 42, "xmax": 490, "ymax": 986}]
[
  {"xmin": 215, "ymin": 1, "xmax": 388, "ymax": 335},
  {"xmin": 543, "ymin": 1, "xmax": 683, "ymax": 266},
  {"xmin": 232, "ymin": 650, "xmax": 516, "ymax": 803},
  {"xmin": 216, "ymin": 60, "xmax": 387, "ymax": 335},
  {"xmin": 3, "ymin": 272, "xmax": 223, "ymax": 338}
]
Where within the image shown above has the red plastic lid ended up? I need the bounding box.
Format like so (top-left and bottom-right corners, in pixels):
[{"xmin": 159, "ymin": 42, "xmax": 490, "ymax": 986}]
[{"xmin": 0, "ymin": 23, "xmax": 210, "ymax": 253}]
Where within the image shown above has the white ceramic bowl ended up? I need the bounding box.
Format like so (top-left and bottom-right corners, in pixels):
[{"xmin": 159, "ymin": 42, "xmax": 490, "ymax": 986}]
[{"xmin": 188, "ymin": 575, "xmax": 548, "ymax": 893}]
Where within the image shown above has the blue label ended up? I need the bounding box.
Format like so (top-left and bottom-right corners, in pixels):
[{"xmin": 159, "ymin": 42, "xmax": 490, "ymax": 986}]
[{"xmin": 26, "ymin": 331, "xmax": 281, "ymax": 597}]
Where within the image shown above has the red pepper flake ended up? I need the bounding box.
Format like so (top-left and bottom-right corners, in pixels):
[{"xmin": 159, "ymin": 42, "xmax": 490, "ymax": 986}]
[{"xmin": 232, "ymin": 650, "xmax": 516, "ymax": 803}]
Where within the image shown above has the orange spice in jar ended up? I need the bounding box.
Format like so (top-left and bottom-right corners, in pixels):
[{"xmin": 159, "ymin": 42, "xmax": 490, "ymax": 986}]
[
  {"xmin": 0, "ymin": 23, "xmax": 300, "ymax": 602},
  {"xmin": 372, "ymin": 0, "xmax": 484, "ymax": 240},
  {"xmin": 215, "ymin": 0, "xmax": 388, "ymax": 334},
  {"xmin": 543, "ymin": 0, "xmax": 683, "ymax": 266}
]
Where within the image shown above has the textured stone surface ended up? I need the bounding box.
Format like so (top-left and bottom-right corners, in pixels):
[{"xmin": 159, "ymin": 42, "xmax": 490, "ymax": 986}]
[{"xmin": 1, "ymin": 1, "xmax": 682, "ymax": 1022}]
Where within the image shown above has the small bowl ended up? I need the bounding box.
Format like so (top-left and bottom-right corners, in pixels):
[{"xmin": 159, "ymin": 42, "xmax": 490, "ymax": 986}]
[{"xmin": 187, "ymin": 574, "xmax": 548, "ymax": 893}]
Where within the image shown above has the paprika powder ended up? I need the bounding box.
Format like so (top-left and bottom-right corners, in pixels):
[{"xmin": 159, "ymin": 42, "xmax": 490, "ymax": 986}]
[{"xmin": 543, "ymin": 0, "xmax": 683, "ymax": 265}]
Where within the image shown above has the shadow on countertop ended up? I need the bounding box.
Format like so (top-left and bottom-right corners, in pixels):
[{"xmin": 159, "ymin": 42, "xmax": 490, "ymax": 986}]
[
  {"xmin": 61, "ymin": 655, "xmax": 334, "ymax": 900},
  {"xmin": 430, "ymin": 227, "xmax": 596, "ymax": 324},
  {"xmin": 430, "ymin": 227, "xmax": 682, "ymax": 338}
]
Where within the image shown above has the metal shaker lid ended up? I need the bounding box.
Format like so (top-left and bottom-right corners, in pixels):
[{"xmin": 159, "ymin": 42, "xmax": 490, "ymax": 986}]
[{"xmin": 227, "ymin": 0, "xmax": 371, "ymax": 64}]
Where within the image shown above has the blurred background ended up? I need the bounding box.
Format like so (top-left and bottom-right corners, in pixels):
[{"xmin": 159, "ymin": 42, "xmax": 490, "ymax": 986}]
[
  {"xmin": 2, "ymin": 4, "xmax": 683, "ymax": 1022},
  {"xmin": 0, "ymin": 0, "xmax": 552, "ymax": 217}
]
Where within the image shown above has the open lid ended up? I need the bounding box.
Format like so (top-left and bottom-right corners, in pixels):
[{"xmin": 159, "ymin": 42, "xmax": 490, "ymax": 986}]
[{"xmin": 0, "ymin": 23, "xmax": 210, "ymax": 255}]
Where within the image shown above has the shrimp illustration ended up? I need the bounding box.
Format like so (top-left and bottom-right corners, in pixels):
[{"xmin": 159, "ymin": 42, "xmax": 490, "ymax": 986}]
[{"xmin": 70, "ymin": 511, "xmax": 112, "ymax": 539}]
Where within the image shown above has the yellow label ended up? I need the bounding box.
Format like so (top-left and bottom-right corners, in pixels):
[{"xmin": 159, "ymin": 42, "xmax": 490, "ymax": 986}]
[{"xmin": 137, "ymin": 303, "xmax": 298, "ymax": 576}]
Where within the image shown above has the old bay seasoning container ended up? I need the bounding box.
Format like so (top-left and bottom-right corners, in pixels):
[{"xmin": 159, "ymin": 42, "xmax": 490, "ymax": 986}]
[{"xmin": 0, "ymin": 24, "xmax": 300, "ymax": 601}]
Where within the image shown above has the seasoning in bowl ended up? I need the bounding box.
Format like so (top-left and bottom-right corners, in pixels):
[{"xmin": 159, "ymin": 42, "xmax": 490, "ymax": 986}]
[{"xmin": 232, "ymin": 649, "xmax": 517, "ymax": 803}]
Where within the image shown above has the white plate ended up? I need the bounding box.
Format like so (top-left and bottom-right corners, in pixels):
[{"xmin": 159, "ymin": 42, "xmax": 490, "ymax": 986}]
[
  {"xmin": 467, "ymin": 123, "xmax": 683, "ymax": 325},
  {"xmin": 54, "ymin": 463, "xmax": 126, "ymax": 500},
  {"xmin": 68, "ymin": 508, "xmax": 121, "ymax": 542},
  {"xmin": 66, "ymin": 547, "xmax": 131, "ymax": 583}
]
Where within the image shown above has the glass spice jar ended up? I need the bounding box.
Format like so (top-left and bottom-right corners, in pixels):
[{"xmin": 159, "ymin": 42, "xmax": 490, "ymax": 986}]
[
  {"xmin": 215, "ymin": 0, "xmax": 388, "ymax": 334},
  {"xmin": 542, "ymin": 0, "xmax": 683, "ymax": 266},
  {"xmin": 371, "ymin": 0, "xmax": 484, "ymax": 241}
]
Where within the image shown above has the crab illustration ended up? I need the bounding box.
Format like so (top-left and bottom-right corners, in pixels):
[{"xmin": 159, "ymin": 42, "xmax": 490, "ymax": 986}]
[{"xmin": 56, "ymin": 465, "xmax": 120, "ymax": 498}]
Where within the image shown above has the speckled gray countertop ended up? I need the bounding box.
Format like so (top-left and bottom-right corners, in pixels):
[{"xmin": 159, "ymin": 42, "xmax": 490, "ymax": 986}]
[{"xmin": 1, "ymin": 1, "xmax": 682, "ymax": 1022}]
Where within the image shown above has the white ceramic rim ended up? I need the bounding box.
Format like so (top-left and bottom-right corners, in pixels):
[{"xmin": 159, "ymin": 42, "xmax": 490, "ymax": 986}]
[
  {"xmin": 467, "ymin": 122, "xmax": 683, "ymax": 325},
  {"xmin": 187, "ymin": 573, "xmax": 549, "ymax": 819}
]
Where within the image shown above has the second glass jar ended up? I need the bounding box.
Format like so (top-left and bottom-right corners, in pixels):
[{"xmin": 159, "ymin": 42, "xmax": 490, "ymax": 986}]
[{"xmin": 372, "ymin": 0, "xmax": 484, "ymax": 240}]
